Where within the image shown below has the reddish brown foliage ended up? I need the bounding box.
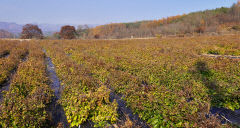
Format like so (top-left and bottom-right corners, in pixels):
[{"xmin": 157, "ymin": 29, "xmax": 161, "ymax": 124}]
[
  {"xmin": 195, "ymin": 26, "xmax": 206, "ymax": 33},
  {"xmin": 21, "ymin": 24, "xmax": 43, "ymax": 39},
  {"xmin": 59, "ymin": 25, "xmax": 76, "ymax": 39},
  {"xmin": 94, "ymin": 34, "xmax": 100, "ymax": 39}
]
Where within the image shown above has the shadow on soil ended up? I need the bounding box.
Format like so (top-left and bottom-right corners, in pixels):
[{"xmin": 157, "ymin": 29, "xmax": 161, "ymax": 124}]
[
  {"xmin": 0, "ymin": 51, "xmax": 10, "ymax": 58},
  {"xmin": 109, "ymin": 92, "xmax": 150, "ymax": 128},
  {"xmin": 192, "ymin": 61, "xmax": 240, "ymax": 126},
  {"xmin": 44, "ymin": 52, "xmax": 69, "ymax": 128}
]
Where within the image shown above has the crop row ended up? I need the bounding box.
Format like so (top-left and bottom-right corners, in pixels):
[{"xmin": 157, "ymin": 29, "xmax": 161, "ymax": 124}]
[
  {"xmin": 59, "ymin": 35, "xmax": 239, "ymax": 127},
  {"xmin": 42, "ymin": 42, "xmax": 118, "ymax": 127},
  {"xmin": 0, "ymin": 40, "xmax": 17, "ymax": 58},
  {"xmin": 62, "ymin": 40, "xmax": 209, "ymax": 127},
  {"xmin": 0, "ymin": 35, "xmax": 237, "ymax": 127},
  {"xmin": 0, "ymin": 42, "xmax": 54, "ymax": 127},
  {"xmin": 203, "ymin": 36, "xmax": 240, "ymax": 56},
  {"xmin": 0, "ymin": 42, "xmax": 29, "ymax": 85}
]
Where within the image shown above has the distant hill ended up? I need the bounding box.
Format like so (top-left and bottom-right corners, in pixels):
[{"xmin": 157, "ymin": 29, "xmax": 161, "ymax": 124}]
[
  {"xmin": 0, "ymin": 22, "xmax": 61, "ymax": 36},
  {"xmin": 0, "ymin": 22, "xmax": 22, "ymax": 35},
  {"xmin": 86, "ymin": 3, "xmax": 240, "ymax": 39},
  {"xmin": 0, "ymin": 29, "xmax": 14, "ymax": 38}
]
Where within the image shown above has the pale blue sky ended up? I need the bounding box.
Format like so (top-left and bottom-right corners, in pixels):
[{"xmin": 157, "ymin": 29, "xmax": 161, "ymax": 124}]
[{"xmin": 0, "ymin": 0, "xmax": 237, "ymax": 25}]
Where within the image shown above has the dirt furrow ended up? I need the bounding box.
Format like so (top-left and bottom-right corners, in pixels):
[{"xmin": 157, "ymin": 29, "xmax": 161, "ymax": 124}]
[
  {"xmin": 0, "ymin": 53, "xmax": 29, "ymax": 102},
  {"xmin": 44, "ymin": 49, "xmax": 69, "ymax": 128},
  {"xmin": 202, "ymin": 54, "xmax": 240, "ymax": 59},
  {"xmin": 210, "ymin": 107, "xmax": 240, "ymax": 127},
  {"xmin": 0, "ymin": 51, "xmax": 10, "ymax": 58},
  {"xmin": 109, "ymin": 92, "xmax": 150, "ymax": 128}
]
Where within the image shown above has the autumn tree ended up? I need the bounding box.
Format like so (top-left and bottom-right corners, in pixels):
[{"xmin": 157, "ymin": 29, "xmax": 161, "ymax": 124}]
[
  {"xmin": 60, "ymin": 25, "xmax": 77, "ymax": 39},
  {"xmin": 195, "ymin": 19, "xmax": 206, "ymax": 33},
  {"xmin": 76, "ymin": 25, "xmax": 89, "ymax": 39},
  {"xmin": 21, "ymin": 24, "xmax": 43, "ymax": 39},
  {"xmin": 230, "ymin": 2, "xmax": 240, "ymax": 21}
]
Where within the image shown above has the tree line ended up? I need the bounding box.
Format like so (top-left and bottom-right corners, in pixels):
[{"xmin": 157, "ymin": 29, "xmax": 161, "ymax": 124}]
[
  {"xmin": 85, "ymin": 2, "xmax": 240, "ymax": 39},
  {"xmin": 20, "ymin": 24, "xmax": 77, "ymax": 39},
  {"xmin": 7, "ymin": 2, "xmax": 240, "ymax": 40}
]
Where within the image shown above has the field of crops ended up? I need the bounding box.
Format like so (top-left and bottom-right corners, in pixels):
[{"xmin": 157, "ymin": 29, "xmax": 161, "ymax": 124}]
[{"xmin": 0, "ymin": 35, "xmax": 239, "ymax": 128}]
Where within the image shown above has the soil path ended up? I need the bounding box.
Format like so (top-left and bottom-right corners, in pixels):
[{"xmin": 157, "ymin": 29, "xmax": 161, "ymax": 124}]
[
  {"xmin": 110, "ymin": 92, "xmax": 150, "ymax": 128},
  {"xmin": 202, "ymin": 54, "xmax": 240, "ymax": 59},
  {"xmin": 210, "ymin": 107, "xmax": 240, "ymax": 126},
  {"xmin": 44, "ymin": 49, "xmax": 69, "ymax": 128}
]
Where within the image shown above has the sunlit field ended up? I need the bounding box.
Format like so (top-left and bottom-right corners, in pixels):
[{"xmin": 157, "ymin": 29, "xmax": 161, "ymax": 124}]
[{"xmin": 0, "ymin": 35, "xmax": 240, "ymax": 127}]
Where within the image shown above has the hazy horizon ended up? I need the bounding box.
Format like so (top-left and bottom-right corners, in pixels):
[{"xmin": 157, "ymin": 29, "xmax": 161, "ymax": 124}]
[{"xmin": 0, "ymin": 0, "xmax": 237, "ymax": 25}]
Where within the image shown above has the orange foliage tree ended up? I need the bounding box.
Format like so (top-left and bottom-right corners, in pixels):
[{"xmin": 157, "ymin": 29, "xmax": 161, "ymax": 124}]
[
  {"xmin": 144, "ymin": 14, "xmax": 185, "ymax": 28},
  {"xmin": 60, "ymin": 25, "xmax": 77, "ymax": 39}
]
